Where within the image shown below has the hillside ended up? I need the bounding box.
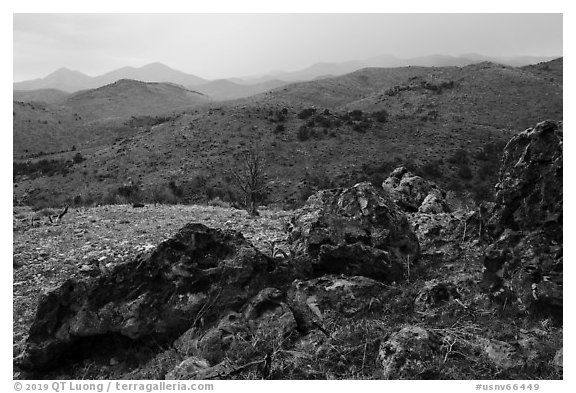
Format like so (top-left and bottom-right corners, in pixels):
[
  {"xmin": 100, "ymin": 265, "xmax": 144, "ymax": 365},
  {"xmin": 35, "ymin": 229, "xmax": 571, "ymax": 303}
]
[
  {"xmin": 195, "ymin": 79, "xmax": 289, "ymax": 101},
  {"xmin": 12, "ymin": 120, "xmax": 563, "ymax": 379},
  {"xmin": 13, "ymin": 59, "xmax": 562, "ymax": 210},
  {"xmin": 13, "ymin": 68, "xmax": 97, "ymax": 93},
  {"xmin": 13, "ymin": 89, "xmax": 70, "ymax": 104},
  {"xmin": 13, "ymin": 80, "xmax": 210, "ymax": 157},
  {"xmin": 64, "ymin": 79, "xmax": 208, "ymax": 121},
  {"xmin": 94, "ymin": 62, "xmax": 207, "ymax": 87}
]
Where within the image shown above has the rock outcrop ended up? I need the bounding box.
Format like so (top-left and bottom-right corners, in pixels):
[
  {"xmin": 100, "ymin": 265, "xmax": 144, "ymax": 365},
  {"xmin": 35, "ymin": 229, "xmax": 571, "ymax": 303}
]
[
  {"xmin": 15, "ymin": 223, "xmax": 280, "ymax": 371},
  {"xmin": 288, "ymin": 182, "xmax": 420, "ymax": 283},
  {"xmin": 482, "ymin": 121, "xmax": 562, "ymax": 321},
  {"xmin": 382, "ymin": 167, "xmax": 450, "ymax": 213}
]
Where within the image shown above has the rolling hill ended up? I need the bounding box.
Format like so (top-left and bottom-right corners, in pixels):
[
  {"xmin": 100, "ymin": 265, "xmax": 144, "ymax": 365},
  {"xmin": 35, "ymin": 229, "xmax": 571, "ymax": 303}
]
[
  {"xmin": 13, "ymin": 59, "xmax": 562, "ymax": 210},
  {"xmin": 13, "ymin": 79, "xmax": 209, "ymax": 157},
  {"xmin": 93, "ymin": 62, "xmax": 207, "ymax": 88},
  {"xmin": 194, "ymin": 79, "xmax": 289, "ymax": 101},
  {"xmin": 64, "ymin": 79, "xmax": 208, "ymax": 121},
  {"xmin": 13, "ymin": 89, "xmax": 70, "ymax": 104},
  {"xmin": 13, "ymin": 68, "xmax": 97, "ymax": 93}
]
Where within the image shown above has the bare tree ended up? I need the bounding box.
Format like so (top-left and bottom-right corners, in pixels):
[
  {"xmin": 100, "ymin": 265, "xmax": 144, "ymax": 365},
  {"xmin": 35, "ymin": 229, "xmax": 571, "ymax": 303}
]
[{"xmin": 230, "ymin": 143, "xmax": 268, "ymax": 216}]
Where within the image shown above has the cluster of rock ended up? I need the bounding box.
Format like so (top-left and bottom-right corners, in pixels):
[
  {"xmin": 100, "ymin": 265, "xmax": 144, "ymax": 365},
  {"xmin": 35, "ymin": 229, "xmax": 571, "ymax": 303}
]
[
  {"xmin": 382, "ymin": 167, "xmax": 450, "ymax": 214},
  {"xmin": 14, "ymin": 121, "xmax": 562, "ymax": 379},
  {"xmin": 15, "ymin": 182, "xmax": 423, "ymax": 378},
  {"xmin": 482, "ymin": 120, "xmax": 563, "ymax": 321}
]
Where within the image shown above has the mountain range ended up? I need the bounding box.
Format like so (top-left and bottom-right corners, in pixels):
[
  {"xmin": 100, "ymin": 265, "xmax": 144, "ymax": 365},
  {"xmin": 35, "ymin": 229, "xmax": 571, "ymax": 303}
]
[{"xmin": 13, "ymin": 53, "xmax": 558, "ymax": 101}]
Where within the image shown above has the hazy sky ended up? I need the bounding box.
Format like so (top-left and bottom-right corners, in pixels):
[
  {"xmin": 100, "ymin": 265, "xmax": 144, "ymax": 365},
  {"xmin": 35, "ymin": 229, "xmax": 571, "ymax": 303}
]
[{"xmin": 13, "ymin": 13, "xmax": 563, "ymax": 81}]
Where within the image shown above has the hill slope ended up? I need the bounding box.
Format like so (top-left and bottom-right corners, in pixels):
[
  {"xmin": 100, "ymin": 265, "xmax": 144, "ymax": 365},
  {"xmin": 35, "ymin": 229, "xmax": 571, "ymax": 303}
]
[
  {"xmin": 64, "ymin": 79, "xmax": 208, "ymax": 121},
  {"xmin": 13, "ymin": 89, "xmax": 70, "ymax": 104},
  {"xmin": 13, "ymin": 59, "xmax": 562, "ymax": 209},
  {"xmin": 13, "ymin": 80, "xmax": 209, "ymax": 157}
]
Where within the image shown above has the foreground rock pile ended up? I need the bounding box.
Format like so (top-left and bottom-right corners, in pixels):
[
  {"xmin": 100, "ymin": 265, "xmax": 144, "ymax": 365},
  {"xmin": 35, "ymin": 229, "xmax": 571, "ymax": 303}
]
[{"xmin": 14, "ymin": 121, "xmax": 563, "ymax": 380}]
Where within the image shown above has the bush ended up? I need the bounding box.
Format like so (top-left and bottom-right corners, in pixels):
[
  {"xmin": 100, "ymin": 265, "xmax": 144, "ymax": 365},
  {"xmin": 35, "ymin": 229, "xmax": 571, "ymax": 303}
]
[
  {"xmin": 457, "ymin": 165, "xmax": 474, "ymax": 180},
  {"xmin": 297, "ymin": 108, "xmax": 316, "ymax": 120},
  {"xmin": 297, "ymin": 125, "xmax": 310, "ymax": 141},
  {"xmin": 274, "ymin": 124, "xmax": 285, "ymax": 134},
  {"xmin": 353, "ymin": 120, "xmax": 371, "ymax": 133},
  {"xmin": 420, "ymin": 161, "xmax": 443, "ymax": 179},
  {"xmin": 372, "ymin": 110, "xmax": 389, "ymax": 123},
  {"xmin": 72, "ymin": 152, "xmax": 84, "ymax": 164},
  {"xmin": 168, "ymin": 180, "xmax": 184, "ymax": 198},
  {"xmin": 448, "ymin": 149, "xmax": 469, "ymax": 165},
  {"xmin": 349, "ymin": 110, "xmax": 364, "ymax": 121}
]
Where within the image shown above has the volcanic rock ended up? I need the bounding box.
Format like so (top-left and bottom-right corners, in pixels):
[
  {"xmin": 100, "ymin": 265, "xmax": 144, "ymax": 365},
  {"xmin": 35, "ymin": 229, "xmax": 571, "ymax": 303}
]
[
  {"xmin": 378, "ymin": 326, "xmax": 441, "ymax": 379},
  {"xmin": 15, "ymin": 223, "xmax": 279, "ymax": 371},
  {"xmin": 288, "ymin": 182, "xmax": 419, "ymax": 282},
  {"xmin": 382, "ymin": 167, "xmax": 450, "ymax": 213},
  {"xmin": 482, "ymin": 121, "xmax": 562, "ymax": 321}
]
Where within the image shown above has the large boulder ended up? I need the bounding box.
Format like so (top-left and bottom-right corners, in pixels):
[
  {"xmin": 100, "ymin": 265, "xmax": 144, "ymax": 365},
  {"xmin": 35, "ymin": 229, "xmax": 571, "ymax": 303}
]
[
  {"xmin": 482, "ymin": 121, "xmax": 562, "ymax": 321},
  {"xmin": 288, "ymin": 182, "xmax": 420, "ymax": 283},
  {"xmin": 15, "ymin": 223, "xmax": 281, "ymax": 372},
  {"xmin": 382, "ymin": 167, "xmax": 450, "ymax": 213}
]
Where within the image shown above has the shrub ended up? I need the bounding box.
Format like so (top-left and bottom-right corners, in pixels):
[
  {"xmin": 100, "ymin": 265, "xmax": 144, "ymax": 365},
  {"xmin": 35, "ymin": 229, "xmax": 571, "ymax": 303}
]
[
  {"xmin": 72, "ymin": 152, "xmax": 84, "ymax": 164},
  {"xmin": 349, "ymin": 110, "xmax": 364, "ymax": 121},
  {"xmin": 274, "ymin": 124, "xmax": 285, "ymax": 134},
  {"xmin": 297, "ymin": 108, "xmax": 316, "ymax": 120},
  {"xmin": 372, "ymin": 110, "xmax": 389, "ymax": 123},
  {"xmin": 168, "ymin": 180, "xmax": 184, "ymax": 198},
  {"xmin": 448, "ymin": 149, "xmax": 469, "ymax": 165},
  {"xmin": 297, "ymin": 125, "xmax": 310, "ymax": 141},
  {"xmin": 420, "ymin": 161, "xmax": 443, "ymax": 179},
  {"xmin": 353, "ymin": 120, "xmax": 371, "ymax": 133},
  {"xmin": 457, "ymin": 165, "xmax": 474, "ymax": 180}
]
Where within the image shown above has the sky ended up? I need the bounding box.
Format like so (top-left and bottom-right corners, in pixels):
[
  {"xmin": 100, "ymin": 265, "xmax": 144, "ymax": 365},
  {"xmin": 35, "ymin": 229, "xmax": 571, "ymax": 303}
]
[{"xmin": 13, "ymin": 13, "xmax": 563, "ymax": 82}]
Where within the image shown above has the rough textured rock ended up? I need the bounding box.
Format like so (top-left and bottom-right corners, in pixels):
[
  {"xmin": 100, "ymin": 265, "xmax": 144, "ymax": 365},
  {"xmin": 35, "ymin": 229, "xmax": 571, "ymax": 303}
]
[
  {"xmin": 165, "ymin": 356, "xmax": 211, "ymax": 380},
  {"xmin": 171, "ymin": 287, "xmax": 298, "ymax": 372},
  {"xmin": 480, "ymin": 338, "xmax": 525, "ymax": 370},
  {"xmin": 418, "ymin": 189, "xmax": 450, "ymax": 214},
  {"xmin": 15, "ymin": 223, "xmax": 279, "ymax": 371},
  {"xmin": 287, "ymin": 275, "xmax": 395, "ymax": 333},
  {"xmin": 414, "ymin": 279, "xmax": 461, "ymax": 312},
  {"xmin": 482, "ymin": 121, "xmax": 562, "ymax": 321},
  {"xmin": 382, "ymin": 167, "xmax": 450, "ymax": 213},
  {"xmin": 552, "ymin": 347, "xmax": 563, "ymax": 369},
  {"xmin": 378, "ymin": 326, "xmax": 441, "ymax": 379},
  {"xmin": 288, "ymin": 182, "xmax": 420, "ymax": 282}
]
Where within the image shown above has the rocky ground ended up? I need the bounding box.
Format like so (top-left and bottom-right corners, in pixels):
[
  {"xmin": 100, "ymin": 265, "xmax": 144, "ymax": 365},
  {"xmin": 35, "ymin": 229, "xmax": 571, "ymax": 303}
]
[
  {"xmin": 12, "ymin": 121, "xmax": 563, "ymax": 380},
  {"xmin": 13, "ymin": 204, "xmax": 292, "ymax": 379}
]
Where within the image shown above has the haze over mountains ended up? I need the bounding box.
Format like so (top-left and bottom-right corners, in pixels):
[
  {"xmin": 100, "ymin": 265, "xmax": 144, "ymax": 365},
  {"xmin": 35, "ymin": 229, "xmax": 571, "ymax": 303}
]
[{"xmin": 13, "ymin": 53, "xmax": 557, "ymax": 101}]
